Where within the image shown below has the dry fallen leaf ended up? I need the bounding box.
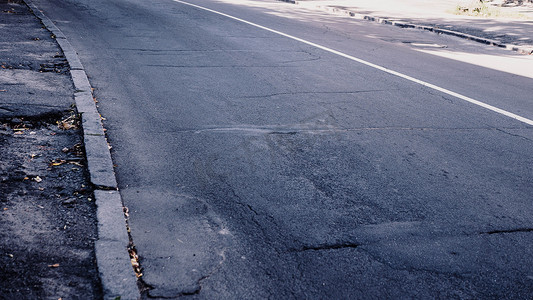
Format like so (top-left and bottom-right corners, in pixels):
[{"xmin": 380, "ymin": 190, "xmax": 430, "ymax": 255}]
[
  {"xmin": 50, "ymin": 159, "xmax": 66, "ymax": 166},
  {"xmin": 58, "ymin": 115, "xmax": 78, "ymax": 130},
  {"xmin": 48, "ymin": 263, "xmax": 60, "ymax": 268},
  {"xmin": 59, "ymin": 121, "xmax": 76, "ymax": 130},
  {"xmin": 131, "ymin": 258, "xmax": 139, "ymax": 268}
]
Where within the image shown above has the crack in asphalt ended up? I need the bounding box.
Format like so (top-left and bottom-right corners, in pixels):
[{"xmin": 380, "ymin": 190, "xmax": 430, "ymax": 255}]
[
  {"xmin": 0, "ymin": 103, "xmax": 65, "ymax": 107},
  {"xmin": 281, "ymin": 56, "xmax": 322, "ymax": 64},
  {"xmin": 424, "ymin": 88, "xmax": 456, "ymax": 104},
  {"xmin": 213, "ymin": 176, "xmax": 291, "ymax": 256},
  {"xmin": 110, "ymin": 48, "xmax": 321, "ymax": 54},
  {"xmin": 286, "ymin": 223, "xmax": 533, "ymax": 279},
  {"xmin": 290, "ymin": 242, "xmax": 360, "ymax": 252},
  {"xmin": 481, "ymin": 228, "xmax": 533, "ymax": 235},
  {"xmin": 495, "ymin": 127, "xmax": 533, "ymax": 142},
  {"xmin": 151, "ymin": 126, "xmax": 527, "ymax": 135},
  {"xmin": 144, "ymin": 64, "xmax": 301, "ymax": 68},
  {"xmin": 113, "ymin": 48, "xmax": 321, "ymax": 63},
  {"xmin": 224, "ymin": 185, "xmax": 282, "ymax": 251},
  {"xmin": 166, "ymin": 249, "xmax": 227, "ymax": 298},
  {"xmin": 237, "ymin": 89, "xmax": 393, "ymax": 98},
  {"xmin": 0, "ymin": 106, "xmax": 14, "ymax": 112},
  {"xmin": 268, "ymin": 131, "xmax": 298, "ymax": 135},
  {"xmin": 287, "ymin": 239, "xmax": 460, "ymax": 278}
]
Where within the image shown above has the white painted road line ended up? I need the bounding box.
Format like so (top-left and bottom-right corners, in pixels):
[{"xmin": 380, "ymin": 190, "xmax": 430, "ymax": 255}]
[{"xmin": 174, "ymin": 0, "xmax": 533, "ymax": 127}]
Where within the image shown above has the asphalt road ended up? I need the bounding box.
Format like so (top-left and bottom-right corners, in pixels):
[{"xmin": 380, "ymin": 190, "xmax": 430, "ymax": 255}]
[{"xmin": 33, "ymin": 0, "xmax": 533, "ymax": 298}]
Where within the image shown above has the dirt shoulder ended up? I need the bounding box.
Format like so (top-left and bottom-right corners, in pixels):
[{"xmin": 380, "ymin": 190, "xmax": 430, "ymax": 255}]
[{"xmin": 0, "ymin": 1, "xmax": 102, "ymax": 298}]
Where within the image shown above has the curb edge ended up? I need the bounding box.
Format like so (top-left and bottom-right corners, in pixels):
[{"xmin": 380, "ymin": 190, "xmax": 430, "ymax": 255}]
[{"xmin": 22, "ymin": 1, "xmax": 141, "ymax": 299}]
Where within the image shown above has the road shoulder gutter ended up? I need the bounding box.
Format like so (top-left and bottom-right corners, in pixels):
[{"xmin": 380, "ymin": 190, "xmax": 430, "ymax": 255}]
[{"xmin": 22, "ymin": 1, "xmax": 140, "ymax": 299}]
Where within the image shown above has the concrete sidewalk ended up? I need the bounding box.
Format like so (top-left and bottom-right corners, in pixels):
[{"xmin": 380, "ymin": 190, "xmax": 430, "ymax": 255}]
[{"xmin": 283, "ymin": 0, "xmax": 533, "ymax": 54}]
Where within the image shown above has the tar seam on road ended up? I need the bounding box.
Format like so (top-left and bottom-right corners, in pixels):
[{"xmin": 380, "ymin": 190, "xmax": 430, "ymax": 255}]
[
  {"xmin": 22, "ymin": 1, "xmax": 141, "ymax": 299},
  {"xmin": 173, "ymin": 0, "xmax": 533, "ymax": 127}
]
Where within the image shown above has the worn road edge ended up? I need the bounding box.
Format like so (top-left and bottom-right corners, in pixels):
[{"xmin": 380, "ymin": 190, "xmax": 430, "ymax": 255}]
[
  {"xmin": 22, "ymin": 1, "xmax": 140, "ymax": 299},
  {"xmin": 279, "ymin": 0, "xmax": 533, "ymax": 55}
]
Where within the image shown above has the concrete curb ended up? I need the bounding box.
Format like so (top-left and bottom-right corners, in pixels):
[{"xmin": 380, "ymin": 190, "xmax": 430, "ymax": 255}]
[
  {"xmin": 23, "ymin": 1, "xmax": 140, "ymax": 299},
  {"xmin": 279, "ymin": 0, "xmax": 533, "ymax": 55}
]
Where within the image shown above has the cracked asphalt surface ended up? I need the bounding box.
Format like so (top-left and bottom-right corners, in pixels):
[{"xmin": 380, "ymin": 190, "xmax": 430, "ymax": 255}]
[{"xmin": 31, "ymin": 0, "xmax": 533, "ymax": 298}]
